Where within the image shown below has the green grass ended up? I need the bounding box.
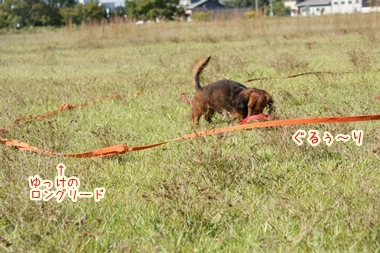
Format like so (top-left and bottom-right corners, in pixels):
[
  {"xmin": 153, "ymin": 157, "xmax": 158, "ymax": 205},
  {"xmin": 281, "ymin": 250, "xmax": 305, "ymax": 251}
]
[{"xmin": 1, "ymin": 14, "xmax": 380, "ymax": 252}]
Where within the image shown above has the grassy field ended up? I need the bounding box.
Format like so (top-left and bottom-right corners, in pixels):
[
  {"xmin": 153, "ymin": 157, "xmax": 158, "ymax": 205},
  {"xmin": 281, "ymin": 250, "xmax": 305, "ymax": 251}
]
[{"xmin": 0, "ymin": 13, "xmax": 380, "ymax": 252}]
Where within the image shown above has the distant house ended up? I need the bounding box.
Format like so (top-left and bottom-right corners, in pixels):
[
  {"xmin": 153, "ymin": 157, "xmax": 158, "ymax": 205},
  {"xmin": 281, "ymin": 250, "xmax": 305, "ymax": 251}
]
[
  {"xmin": 296, "ymin": 0, "xmax": 362, "ymax": 15},
  {"xmin": 179, "ymin": 0, "xmax": 225, "ymax": 11}
]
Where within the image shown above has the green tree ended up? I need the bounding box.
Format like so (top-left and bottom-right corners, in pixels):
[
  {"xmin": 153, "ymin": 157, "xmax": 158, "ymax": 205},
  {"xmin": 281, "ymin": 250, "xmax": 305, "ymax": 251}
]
[
  {"xmin": 0, "ymin": 3, "xmax": 11, "ymax": 28},
  {"xmin": 224, "ymin": 0, "xmax": 254, "ymax": 7},
  {"xmin": 2, "ymin": 0, "xmax": 33, "ymax": 27},
  {"xmin": 83, "ymin": 1, "xmax": 103, "ymax": 22},
  {"xmin": 30, "ymin": 2, "xmax": 62, "ymax": 26},
  {"xmin": 0, "ymin": 0, "xmax": 107, "ymax": 28},
  {"xmin": 60, "ymin": 2, "xmax": 102, "ymax": 24},
  {"xmin": 1, "ymin": 0, "xmax": 64, "ymax": 27},
  {"xmin": 60, "ymin": 3, "xmax": 84, "ymax": 25},
  {"xmin": 224, "ymin": 0, "xmax": 289, "ymax": 16},
  {"xmin": 125, "ymin": 0, "xmax": 182, "ymax": 20},
  {"xmin": 272, "ymin": 0, "xmax": 289, "ymax": 15}
]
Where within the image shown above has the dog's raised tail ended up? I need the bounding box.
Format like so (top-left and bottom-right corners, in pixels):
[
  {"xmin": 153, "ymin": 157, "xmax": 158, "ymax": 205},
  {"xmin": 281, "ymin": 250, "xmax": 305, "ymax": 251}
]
[{"xmin": 192, "ymin": 56, "xmax": 211, "ymax": 90}]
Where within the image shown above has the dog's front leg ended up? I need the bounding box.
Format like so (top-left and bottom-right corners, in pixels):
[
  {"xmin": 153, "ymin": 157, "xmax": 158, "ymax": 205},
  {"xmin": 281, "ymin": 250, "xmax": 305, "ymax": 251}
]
[
  {"xmin": 204, "ymin": 108, "xmax": 215, "ymax": 123},
  {"xmin": 247, "ymin": 107, "xmax": 254, "ymax": 117}
]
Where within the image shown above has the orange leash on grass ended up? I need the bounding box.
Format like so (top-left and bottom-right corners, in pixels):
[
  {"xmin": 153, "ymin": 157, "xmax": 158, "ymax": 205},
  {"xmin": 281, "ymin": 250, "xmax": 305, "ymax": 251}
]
[
  {"xmin": 1, "ymin": 114, "xmax": 380, "ymax": 158},
  {"xmin": 13, "ymin": 95, "xmax": 120, "ymax": 126},
  {"xmin": 180, "ymin": 93, "xmax": 192, "ymax": 104},
  {"xmin": 244, "ymin": 71, "xmax": 352, "ymax": 82},
  {"xmin": 0, "ymin": 95, "xmax": 120, "ymax": 134}
]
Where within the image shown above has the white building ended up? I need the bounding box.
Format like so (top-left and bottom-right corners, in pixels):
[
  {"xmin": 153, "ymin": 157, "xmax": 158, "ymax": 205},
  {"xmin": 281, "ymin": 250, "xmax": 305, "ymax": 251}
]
[{"xmin": 297, "ymin": 0, "xmax": 362, "ymax": 15}]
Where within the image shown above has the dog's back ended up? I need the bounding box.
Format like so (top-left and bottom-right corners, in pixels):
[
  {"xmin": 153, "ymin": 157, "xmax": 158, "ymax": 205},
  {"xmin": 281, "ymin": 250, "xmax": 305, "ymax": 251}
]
[
  {"xmin": 201, "ymin": 80, "xmax": 247, "ymax": 112},
  {"xmin": 192, "ymin": 55, "xmax": 247, "ymax": 99}
]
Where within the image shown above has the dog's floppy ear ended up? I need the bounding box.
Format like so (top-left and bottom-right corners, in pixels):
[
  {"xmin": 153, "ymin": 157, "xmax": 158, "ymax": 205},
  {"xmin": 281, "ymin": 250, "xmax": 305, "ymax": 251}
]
[
  {"xmin": 236, "ymin": 95, "xmax": 248, "ymax": 113},
  {"xmin": 247, "ymin": 90, "xmax": 259, "ymax": 116},
  {"xmin": 246, "ymin": 89, "xmax": 268, "ymax": 116},
  {"xmin": 236, "ymin": 89, "xmax": 256, "ymax": 117}
]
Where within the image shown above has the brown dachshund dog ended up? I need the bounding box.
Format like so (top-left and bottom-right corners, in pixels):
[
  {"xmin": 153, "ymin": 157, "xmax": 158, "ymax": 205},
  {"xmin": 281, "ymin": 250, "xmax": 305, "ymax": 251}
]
[{"xmin": 191, "ymin": 56, "xmax": 274, "ymax": 125}]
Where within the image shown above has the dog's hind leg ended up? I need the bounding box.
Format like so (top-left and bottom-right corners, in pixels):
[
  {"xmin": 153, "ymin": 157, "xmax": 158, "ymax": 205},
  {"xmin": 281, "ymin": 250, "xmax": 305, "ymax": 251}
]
[{"xmin": 191, "ymin": 107, "xmax": 203, "ymax": 126}]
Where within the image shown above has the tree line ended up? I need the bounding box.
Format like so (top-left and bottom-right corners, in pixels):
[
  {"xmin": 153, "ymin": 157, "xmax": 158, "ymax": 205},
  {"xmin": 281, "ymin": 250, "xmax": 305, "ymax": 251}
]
[
  {"xmin": 0, "ymin": 0, "xmax": 288, "ymax": 29},
  {"xmin": 0, "ymin": 0, "xmax": 185, "ymax": 28},
  {"xmin": 226, "ymin": 0, "xmax": 289, "ymax": 16},
  {"xmin": 0, "ymin": 0, "xmax": 112, "ymax": 28}
]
